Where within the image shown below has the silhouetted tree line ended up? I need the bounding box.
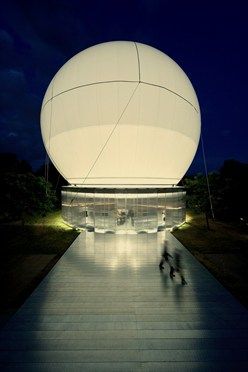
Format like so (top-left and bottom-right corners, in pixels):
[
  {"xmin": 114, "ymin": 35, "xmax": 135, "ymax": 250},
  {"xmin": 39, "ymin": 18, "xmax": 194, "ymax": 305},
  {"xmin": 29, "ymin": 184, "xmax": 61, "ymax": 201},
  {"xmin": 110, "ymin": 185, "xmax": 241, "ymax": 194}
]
[
  {"xmin": 1, "ymin": 153, "xmax": 247, "ymax": 225},
  {"xmin": 183, "ymin": 159, "xmax": 248, "ymax": 226},
  {"xmin": 36, "ymin": 161, "xmax": 68, "ymax": 202},
  {"xmin": 0, "ymin": 153, "xmax": 67, "ymax": 223}
]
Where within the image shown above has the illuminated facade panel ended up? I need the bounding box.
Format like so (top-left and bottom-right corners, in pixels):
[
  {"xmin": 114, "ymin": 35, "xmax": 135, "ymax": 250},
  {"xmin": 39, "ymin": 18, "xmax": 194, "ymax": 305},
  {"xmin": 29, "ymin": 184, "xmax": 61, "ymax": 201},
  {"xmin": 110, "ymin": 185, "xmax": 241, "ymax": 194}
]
[{"xmin": 62, "ymin": 187, "xmax": 186, "ymax": 233}]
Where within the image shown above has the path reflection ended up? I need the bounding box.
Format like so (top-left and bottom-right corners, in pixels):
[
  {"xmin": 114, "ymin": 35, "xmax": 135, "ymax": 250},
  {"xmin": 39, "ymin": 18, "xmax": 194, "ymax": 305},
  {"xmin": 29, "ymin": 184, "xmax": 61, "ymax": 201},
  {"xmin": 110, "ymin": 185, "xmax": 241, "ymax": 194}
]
[{"xmin": 83, "ymin": 231, "xmax": 162, "ymax": 270}]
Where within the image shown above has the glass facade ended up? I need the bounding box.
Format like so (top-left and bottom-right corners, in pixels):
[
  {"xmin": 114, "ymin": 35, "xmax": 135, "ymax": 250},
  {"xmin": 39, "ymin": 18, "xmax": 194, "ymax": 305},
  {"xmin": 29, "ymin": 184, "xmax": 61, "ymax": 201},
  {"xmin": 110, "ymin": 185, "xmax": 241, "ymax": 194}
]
[{"xmin": 62, "ymin": 187, "xmax": 186, "ymax": 234}]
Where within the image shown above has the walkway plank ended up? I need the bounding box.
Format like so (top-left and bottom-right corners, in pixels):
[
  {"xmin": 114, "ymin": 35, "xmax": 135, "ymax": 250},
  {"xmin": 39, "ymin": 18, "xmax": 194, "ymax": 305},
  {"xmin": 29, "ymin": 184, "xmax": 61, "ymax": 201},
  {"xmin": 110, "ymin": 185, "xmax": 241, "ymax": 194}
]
[{"xmin": 0, "ymin": 231, "xmax": 248, "ymax": 371}]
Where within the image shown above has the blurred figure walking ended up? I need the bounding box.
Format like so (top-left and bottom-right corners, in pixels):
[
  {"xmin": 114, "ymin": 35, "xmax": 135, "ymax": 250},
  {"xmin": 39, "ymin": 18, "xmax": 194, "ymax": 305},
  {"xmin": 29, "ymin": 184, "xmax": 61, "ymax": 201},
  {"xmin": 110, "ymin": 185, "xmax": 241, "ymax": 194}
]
[
  {"xmin": 159, "ymin": 239, "xmax": 175, "ymax": 278},
  {"xmin": 174, "ymin": 248, "xmax": 187, "ymax": 285}
]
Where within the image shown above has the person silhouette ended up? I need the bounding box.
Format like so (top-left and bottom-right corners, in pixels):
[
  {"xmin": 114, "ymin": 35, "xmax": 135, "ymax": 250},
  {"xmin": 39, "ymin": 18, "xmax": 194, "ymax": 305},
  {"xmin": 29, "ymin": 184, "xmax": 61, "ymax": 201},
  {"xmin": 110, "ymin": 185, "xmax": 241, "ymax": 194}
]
[
  {"xmin": 174, "ymin": 248, "xmax": 187, "ymax": 285},
  {"xmin": 159, "ymin": 239, "xmax": 175, "ymax": 278}
]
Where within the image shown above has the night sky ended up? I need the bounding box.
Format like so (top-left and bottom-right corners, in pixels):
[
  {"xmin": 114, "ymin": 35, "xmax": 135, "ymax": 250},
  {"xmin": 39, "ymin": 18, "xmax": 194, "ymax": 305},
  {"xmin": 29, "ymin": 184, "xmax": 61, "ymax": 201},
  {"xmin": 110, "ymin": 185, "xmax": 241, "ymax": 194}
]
[{"xmin": 1, "ymin": 0, "xmax": 247, "ymax": 175}]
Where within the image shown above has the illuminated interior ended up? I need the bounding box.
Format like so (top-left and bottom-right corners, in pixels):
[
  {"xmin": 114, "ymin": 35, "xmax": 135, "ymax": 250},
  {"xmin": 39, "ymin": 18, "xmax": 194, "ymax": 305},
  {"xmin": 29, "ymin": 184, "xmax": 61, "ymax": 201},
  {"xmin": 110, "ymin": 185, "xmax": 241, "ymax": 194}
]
[{"xmin": 62, "ymin": 187, "xmax": 186, "ymax": 233}]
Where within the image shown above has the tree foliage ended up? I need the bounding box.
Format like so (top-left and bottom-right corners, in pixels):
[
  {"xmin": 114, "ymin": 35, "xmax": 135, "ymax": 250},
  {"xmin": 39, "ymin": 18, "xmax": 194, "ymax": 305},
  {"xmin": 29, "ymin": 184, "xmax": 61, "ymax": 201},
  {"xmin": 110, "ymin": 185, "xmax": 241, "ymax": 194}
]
[
  {"xmin": 0, "ymin": 153, "xmax": 57, "ymax": 223},
  {"xmin": 0, "ymin": 173, "xmax": 56, "ymax": 223},
  {"xmin": 184, "ymin": 160, "xmax": 248, "ymax": 224},
  {"xmin": 218, "ymin": 159, "xmax": 248, "ymax": 221},
  {"xmin": 36, "ymin": 161, "xmax": 68, "ymax": 206},
  {"xmin": 0, "ymin": 153, "xmax": 32, "ymax": 174}
]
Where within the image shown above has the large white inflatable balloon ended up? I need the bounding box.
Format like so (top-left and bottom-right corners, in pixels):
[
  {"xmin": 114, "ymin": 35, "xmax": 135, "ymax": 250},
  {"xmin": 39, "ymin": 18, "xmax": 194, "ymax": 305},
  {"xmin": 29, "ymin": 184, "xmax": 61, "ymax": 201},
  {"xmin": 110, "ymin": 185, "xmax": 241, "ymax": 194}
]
[{"xmin": 41, "ymin": 41, "xmax": 200, "ymax": 185}]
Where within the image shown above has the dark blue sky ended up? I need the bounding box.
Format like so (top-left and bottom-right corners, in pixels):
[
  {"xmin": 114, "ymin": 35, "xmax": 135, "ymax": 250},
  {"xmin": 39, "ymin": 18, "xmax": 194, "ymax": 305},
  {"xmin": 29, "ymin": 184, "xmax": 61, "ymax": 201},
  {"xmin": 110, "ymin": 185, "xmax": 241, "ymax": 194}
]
[{"xmin": 0, "ymin": 0, "xmax": 247, "ymax": 174}]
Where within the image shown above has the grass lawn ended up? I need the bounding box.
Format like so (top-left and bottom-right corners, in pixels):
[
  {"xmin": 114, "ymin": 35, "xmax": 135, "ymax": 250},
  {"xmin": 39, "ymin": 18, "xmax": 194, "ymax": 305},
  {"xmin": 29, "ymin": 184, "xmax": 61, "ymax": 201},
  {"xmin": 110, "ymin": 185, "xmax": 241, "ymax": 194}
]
[
  {"xmin": 173, "ymin": 211, "xmax": 248, "ymax": 308},
  {"xmin": 0, "ymin": 211, "xmax": 80, "ymax": 326}
]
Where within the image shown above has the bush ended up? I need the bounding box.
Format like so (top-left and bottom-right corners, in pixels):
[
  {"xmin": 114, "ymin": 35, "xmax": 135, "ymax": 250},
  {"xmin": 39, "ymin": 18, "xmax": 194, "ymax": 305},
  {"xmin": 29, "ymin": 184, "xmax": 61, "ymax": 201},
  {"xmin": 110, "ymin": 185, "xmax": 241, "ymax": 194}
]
[{"xmin": 0, "ymin": 173, "xmax": 57, "ymax": 223}]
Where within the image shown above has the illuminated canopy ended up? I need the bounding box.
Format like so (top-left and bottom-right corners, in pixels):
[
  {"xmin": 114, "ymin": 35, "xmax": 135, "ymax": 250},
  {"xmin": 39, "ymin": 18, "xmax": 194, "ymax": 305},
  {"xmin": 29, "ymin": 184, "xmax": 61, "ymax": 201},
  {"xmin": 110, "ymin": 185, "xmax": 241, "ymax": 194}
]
[{"xmin": 41, "ymin": 41, "xmax": 201, "ymax": 185}]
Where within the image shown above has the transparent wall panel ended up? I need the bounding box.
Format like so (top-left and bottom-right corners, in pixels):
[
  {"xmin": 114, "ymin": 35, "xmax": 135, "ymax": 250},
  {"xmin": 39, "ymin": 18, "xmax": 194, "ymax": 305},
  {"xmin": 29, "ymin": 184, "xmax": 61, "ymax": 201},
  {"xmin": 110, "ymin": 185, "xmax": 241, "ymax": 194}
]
[
  {"xmin": 80, "ymin": 192, "xmax": 87, "ymax": 228},
  {"xmin": 157, "ymin": 192, "xmax": 166, "ymax": 230},
  {"xmin": 74, "ymin": 192, "xmax": 86, "ymax": 228},
  {"xmin": 107, "ymin": 195, "xmax": 116, "ymax": 232},
  {"xmin": 96, "ymin": 194, "xmax": 116, "ymax": 233},
  {"xmin": 70, "ymin": 192, "xmax": 77, "ymax": 227},
  {"xmin": 134, "ymin": 194, "xmax": 147, "ymax": 233},
  {"xmin": 133, "ymin": 194, "xmax": 139, "ymax": 232},
  {"xmin": 66, "ymin": 192, "xmax": 72, "ymax": 225},
  {"xmin": 164, "ymin": 190, "xmax": 186, "ymax": 228},
  {"xmin": 94, "ymin": 195, "xmax": 105, "ymax": 232},
  {"xmin": 116, "ymin": 194, "xmax": 127, "ymax": 233},
  {"xmin": 177, "ymin": 191, "xmax": 186, "ymax": 225},
  {"xmin": 61, "ymin": 190, "xmax": 68, "ymax": 222},
  {"xmin": 146, "ymin": 194, "xmax": 157, "ymax": 232},
  {"xmin": 61, "ymin": 187, "xmax": 186, "ymax": 233},
  {"xmin": 165, "ymin": 192, "xmax": 172, "ymax": 227},
  {"xmin": 172, "ymin": 191, "xmax": 179, "ymax": 226},
  {"xmin": 61, "ymin": 190, "xmax": 79, "ymax": 227},
  {"xmin": 126, "ymin": 194, "xmax": 136, "ymax": 233},
  {"xmin": 86, "ymin": 192, "xmax": 95, "ymax": 229},
  {"xmin": 66, "ymin": 190, "xmax": 72, "ymax": 224}
]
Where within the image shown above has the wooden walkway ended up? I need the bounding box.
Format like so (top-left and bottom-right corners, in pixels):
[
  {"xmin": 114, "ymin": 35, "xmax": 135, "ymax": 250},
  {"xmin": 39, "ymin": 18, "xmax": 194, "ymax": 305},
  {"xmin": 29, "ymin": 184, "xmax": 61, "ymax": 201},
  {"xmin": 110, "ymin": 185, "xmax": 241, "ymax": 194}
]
[{"xmin": 0, "ymin": 231, "xmax": 248, "ymax": 371}]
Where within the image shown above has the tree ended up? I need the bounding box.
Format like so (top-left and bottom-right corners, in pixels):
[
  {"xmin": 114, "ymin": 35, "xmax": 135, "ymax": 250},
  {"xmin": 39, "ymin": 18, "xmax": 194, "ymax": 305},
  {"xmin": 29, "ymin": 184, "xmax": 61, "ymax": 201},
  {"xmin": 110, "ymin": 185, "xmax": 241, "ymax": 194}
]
[
  {"xmin": 0, "ymin": 153, "xmax": 58, "ymax": 223},
  {"xmin": 218, "ymin": 160, "xmax": 248, "ymax": 221},
  {"xmin": 184, "ymin": 160, "xmax": 248, "ymax": 226},
  {"xmin": 36, "ymin": 161, "xmax": 68, "ymax": 206},
  {"xmin": 0, "ymin": 172, "xmax": 57, "ymax": 223},
  {"xmin": 0, "ymin": 153, "xmax": 32, "ymax": 174},
  {"xmin": 183, "ymin": 174, "xmax": 218, "ymax": 230}
]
